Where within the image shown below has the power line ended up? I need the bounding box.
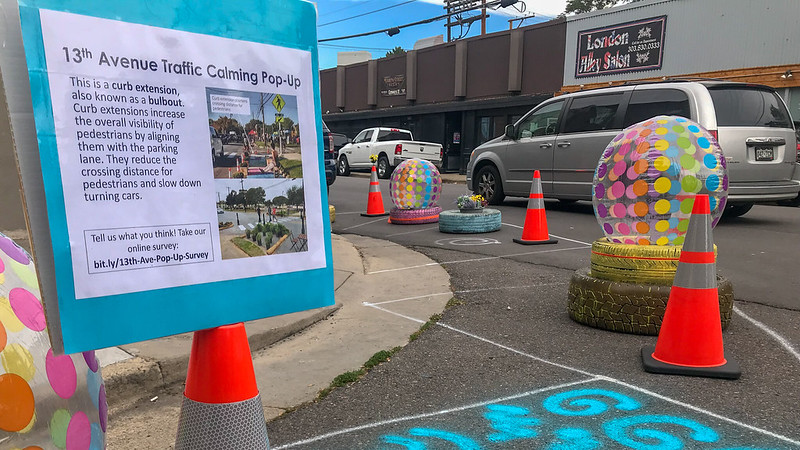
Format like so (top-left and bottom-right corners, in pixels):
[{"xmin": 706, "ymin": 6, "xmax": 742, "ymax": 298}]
[
  {"xmin": 319, "ymin": 0, "xmax": 514, "ymax": 42},
  {"xmin": 318, "ymin": 0, "xmax": 379, "ymax": 18},
  {"xmin": 319, "ymin": 43, "xmax": 395, "ymax": 51},
  {"xmin": 318, "ymin": 0, "xmax": 419, "ymax": 27}
]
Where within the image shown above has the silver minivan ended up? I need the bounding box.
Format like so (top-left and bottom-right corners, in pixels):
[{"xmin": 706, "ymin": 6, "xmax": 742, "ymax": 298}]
[{"xmin": 466, "ymin": 81, "xmax": 799, "ymax": 217}]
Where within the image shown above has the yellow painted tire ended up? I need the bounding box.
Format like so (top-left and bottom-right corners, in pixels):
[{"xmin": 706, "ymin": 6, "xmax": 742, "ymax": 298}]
[
  {"xmin": 568, "ymin": 268, "xmax": 734, "ymax": 335},
  {"xmin": 328, "ymin": 205, "xmax": 336, "ymax": 224},
  {"xmin": 590, "ymin": 238, "xmax": 717, "ymax": 286}
]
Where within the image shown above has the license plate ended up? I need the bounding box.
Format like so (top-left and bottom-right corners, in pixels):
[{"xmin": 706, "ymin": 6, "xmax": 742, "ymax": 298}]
[{"xmin": 755, "ymin": 146, "xmax": 774, "ymax": 161}]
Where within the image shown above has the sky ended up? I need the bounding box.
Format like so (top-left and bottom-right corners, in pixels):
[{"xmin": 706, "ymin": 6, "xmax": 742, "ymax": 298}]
[{"xmin": 313, "ymin": 0, "xmax": 568, "ymax": 69}]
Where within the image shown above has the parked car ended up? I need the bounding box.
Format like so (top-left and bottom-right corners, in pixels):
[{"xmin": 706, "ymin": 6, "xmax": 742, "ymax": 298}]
[
  {"xmin": 778, "ymin": 123, "xmax": 800, "ymax": 207},
  {"xmin": 321, "ymin": 120, "xmax": 340, "ymax": 187},
  {"xmin": 210, "ymin": 126, "xmax": 223, "ymax": 161},
  {"xmin": 337, "ymin": 127, "xmax": 443, "ymax": 179},
  {"xmin": 467, "ymin": 80, "xmax": 800, "ymax": 217}
]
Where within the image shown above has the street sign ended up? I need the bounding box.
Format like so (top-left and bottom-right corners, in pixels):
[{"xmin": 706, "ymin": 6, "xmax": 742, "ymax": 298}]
[
  {"xmin": 272, "ymin": 94, "xmax": 285, "ymax": 112},
  {"xmin": 7, "ymin": 0, "xmax": 333, "ymax": 354}
]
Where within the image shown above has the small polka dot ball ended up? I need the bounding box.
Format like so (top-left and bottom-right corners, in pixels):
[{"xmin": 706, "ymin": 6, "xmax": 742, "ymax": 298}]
[
  {"xmin": 592, "ymin": 116, "xmax": 727, "ymax": 246},
  {"xmin": 389, "ymin": 159, "xmax": 442, "ymax": 209},
  {"xmin": 0, "ymin": 234, "xmax": 107, "ymax": 449}
]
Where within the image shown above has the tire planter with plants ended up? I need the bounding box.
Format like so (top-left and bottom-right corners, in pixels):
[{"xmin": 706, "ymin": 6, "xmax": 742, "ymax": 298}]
[{"xmin": 439, "ymin": 208, "xmax": 501, "ymax": 233}]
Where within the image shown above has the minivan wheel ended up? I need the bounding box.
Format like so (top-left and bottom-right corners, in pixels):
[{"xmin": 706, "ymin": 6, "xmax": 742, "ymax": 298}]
[
  {"xmin": 724, "ymin": 202, "xmax": 754, "ymax": 218},
  {"xmin": 337, "ymin": 155, "xmax": 350, "ymax": 176},
  {"xmin": 475, "ymin": 165, "xmax": 505, "ymax": 205},
  {"xmin": 377, "ymin": 155, "xmax": 392, "ymax": 179}
]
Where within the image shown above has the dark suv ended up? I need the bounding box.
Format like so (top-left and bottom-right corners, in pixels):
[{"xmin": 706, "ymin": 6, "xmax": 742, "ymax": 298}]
[{"xmin": 321, "ymin": 120, "xmax": 350, "ymax": 187}]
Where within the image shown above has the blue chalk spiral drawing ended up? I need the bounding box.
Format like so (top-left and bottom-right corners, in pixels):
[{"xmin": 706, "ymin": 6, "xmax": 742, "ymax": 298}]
[
  {"xmin": 546, "ymin": 428, "xmax": 602, "ymax": 450},
  {"xmin": 381, "ymin": 428, "xmax": 483, "ymax": 449},
  {"xmin": 376, "ymin": 388, "xmax": 786, "ymax": 449},
  {"xmin": 603, "ymin": 414, "xmax": 719, "ymax": 449},
  {"xmin": 542, "ymin": 389, "xmax": 641, "ymax": 416},
  {"xmin": 483, "ymin": 404, "xmax": 540, "ymax": 443}
]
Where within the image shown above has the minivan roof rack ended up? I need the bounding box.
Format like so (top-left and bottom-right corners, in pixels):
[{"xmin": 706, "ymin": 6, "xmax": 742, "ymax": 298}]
[{"xmin": 620, "ymin": 77, "xmax": 729, "ymax": 86}]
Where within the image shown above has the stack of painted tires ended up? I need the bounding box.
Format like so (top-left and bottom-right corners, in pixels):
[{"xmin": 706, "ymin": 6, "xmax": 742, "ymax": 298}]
[{"xmin": 567, "ymin": 238, "xmax": 733, "ymax": 335}]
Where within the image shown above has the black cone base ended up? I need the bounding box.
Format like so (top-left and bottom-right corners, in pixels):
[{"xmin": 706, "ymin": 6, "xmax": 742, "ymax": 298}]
[
  {"xmin": 641, "ymin": 345, "xmax": 741, "ymax": 380},
  {"xmin": 361, "ymin": 212, "xmax": 390, "ymax": 217},
  {"xmin": 513, "ymin": 238, "xmax": 558, "ymax": 245}
]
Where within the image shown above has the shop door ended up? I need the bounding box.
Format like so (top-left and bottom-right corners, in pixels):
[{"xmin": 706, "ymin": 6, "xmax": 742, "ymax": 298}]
[{"xmin": 444, "ymin": 113, "xmax": 462, "ymax": 172}]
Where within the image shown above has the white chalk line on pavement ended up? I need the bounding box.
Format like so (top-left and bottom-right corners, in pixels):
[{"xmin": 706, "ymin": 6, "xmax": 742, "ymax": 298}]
[
  {"xmin": 271, "ymin": 378, "xmax": 600, "ymax": 450},
  {"xmin": 364, "ymin": 284, "xmax": 567, "ymax": 307},
  {"xmin": 361, "ymin": 303, "xmax": 426, "ymax": 324},
  {"xmin": 341, "ymin": 217, "xmax": 387, "ymax": 231},
  {"xmin": 334, "ymin": 211, "xmax": 368, "ymax": 215},
  {"xmin": 501, "ymin": 222, "xmax": 594, "ymax": 247},
  {"xmin": 386, "ymin": 226, "xmax": 439, "ymax": 237},
  {"xmin": 367, "ymin": 246, "xmax": 587, "ymax": 275},
  {"xmin": 359, "ymin": 304, "xmax": 800, "ymax": 447},
  {"xmin": 365, "ymin": 292, "xmax": 452, "ymax": 306},
  {"xmin": 734, "ymin": 305, "xmax": 800, "ymax": 364}
]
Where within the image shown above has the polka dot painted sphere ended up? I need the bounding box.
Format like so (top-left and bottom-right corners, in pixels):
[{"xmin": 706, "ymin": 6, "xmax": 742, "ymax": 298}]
[
  {"xmin": 0, "ymin": 234, "xmax": 107, "ymax": 449},
  {"xmin": 389, "ymin": 159, "xmax": 442, "ymax": 209},
  {"xmin": 593, "ymin": 116, "xmax": 727, "ymax": 246}
]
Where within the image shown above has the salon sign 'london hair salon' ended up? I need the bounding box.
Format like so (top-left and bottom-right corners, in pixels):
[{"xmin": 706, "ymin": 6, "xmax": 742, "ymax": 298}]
[{"xmin": 576, "ymin": 16, "xmax": 666, "ymax": 77}]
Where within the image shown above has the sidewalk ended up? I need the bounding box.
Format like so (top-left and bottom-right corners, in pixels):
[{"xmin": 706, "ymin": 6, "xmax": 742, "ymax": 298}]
[{"xmin": 102, "ymin": 233, "xmax": 453, "ymax": 421}]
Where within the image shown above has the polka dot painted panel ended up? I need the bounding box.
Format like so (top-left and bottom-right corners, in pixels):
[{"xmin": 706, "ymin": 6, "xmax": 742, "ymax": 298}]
[
  {"xmin": 0, "ymin": 234, "xmax": 106, "ymax": 449},
  {"xmin": 389, "ymin": 159, "xmax": 442, "ymax": 210},
  {"xmin": 593, "ymin": 116, "xmax": 727, "ymax": 246}
]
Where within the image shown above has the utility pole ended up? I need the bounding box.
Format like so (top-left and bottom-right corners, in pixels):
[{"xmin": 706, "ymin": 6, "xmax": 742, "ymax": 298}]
[
  {"xmin": 481, "ymin": 0, "xmax": 486, "ymax": 35},
  {"xmin": 443, "ymin": 0, "xmax": 489, "ymax": 42}
]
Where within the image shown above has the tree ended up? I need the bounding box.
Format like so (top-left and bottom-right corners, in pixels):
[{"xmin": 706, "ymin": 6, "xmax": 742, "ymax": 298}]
[
  {"xmin": 211, "ymin": 116, "xmax": 244, "ymax": 135},
  {"xmin": 272, "ymin": 195, "xmax": 288, "ymax": 207},
  {"xmin": 286, "ymin": 186, "xmax": 304, "ymax": 209},
  {"xmin": 385, "ymin": 46, "xmax": 406, "ymax": 58},
  {"xmin": 565, "ymin": 0, "xmax": 639, "ymax": 14},
  {"xmin": 226, "ymin": 191, "xmax": 237, "ymax": 207},
  {"xmin": 245, "ymin": 187, "xmax": 266, "ymax": 208},
  {"xmin": 245, "ymin": 118, "xmax": 264, "ymax": 134}
]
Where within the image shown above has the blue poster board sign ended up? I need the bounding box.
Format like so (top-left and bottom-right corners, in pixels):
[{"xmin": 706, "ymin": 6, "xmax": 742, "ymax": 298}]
[{"xmin": 13, "ymin": 0, "xmax": 333, "ymax": 354}]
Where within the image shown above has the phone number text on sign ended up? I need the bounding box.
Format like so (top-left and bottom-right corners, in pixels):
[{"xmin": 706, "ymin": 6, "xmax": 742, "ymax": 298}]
[{"xmin": 84, "ymin": 223, "xmax": 214, "ymax": 274}]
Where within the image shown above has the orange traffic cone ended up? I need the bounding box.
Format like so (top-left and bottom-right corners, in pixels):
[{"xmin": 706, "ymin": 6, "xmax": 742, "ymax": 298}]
[
  {"xmin": 513, "ymin": 170, "xmax": 557, "ymax": 245},
  {"xmin": 641, "ymin": 194, "xmax": 740, "ymax": 379},
  {"xmin": 361, "ymin": 165, "xmax": 389, "ymax": 217},
  {"xmin": 175, "ymin": 323, "xmax": 269, "ymax": 449}
]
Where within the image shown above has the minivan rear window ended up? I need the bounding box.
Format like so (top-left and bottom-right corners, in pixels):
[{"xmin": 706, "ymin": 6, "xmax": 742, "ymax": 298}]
[
  {"xmin": 708, "ymin": 87, "xmax": 792, "ymax": 128},
  {"xmin": 624, "ymin": 89, "xmax": 691, "ymax": 127}
]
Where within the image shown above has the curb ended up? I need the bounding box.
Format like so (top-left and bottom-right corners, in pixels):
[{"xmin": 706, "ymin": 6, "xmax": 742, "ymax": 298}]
[{"xmin": 103, "ymin": 303, "xmax": 341, "ymax": 410}]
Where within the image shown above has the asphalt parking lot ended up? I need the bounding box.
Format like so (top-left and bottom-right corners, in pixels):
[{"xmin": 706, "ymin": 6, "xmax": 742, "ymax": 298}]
[{"xmin": 265, "ymin": 175, "xmax": 800, "ymax": 449}]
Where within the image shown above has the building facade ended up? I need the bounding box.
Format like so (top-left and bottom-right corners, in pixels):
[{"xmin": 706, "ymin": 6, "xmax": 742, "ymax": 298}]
[{"xmin": 321, "ymin": 0, "xmax": 799, "ymax": 173}]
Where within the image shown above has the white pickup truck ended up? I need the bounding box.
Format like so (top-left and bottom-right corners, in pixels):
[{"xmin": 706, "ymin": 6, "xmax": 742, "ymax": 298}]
[{"xmin": 337, "ymin": 127, "xmax": 443, "ymax": 179}]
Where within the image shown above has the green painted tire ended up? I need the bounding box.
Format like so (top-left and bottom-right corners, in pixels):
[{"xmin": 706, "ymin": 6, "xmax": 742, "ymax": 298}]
[
  {"xmin": 439, "ymin": 209, "xmax": 501, "ymax": 234},
  {"xmin": 567, "ymin": 267, "xmax": 734, "ymax": 335}
]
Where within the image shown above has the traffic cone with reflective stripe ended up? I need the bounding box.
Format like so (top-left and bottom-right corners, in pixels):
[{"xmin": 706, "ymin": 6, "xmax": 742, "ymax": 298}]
[
  {"xmin": 641, "ymin": 194, "xmax": 740, "ymax": 379},
  {"xmin": 361, "ymin": 165, "xmax": 389, "ymax": 217},
  {"xmin": 175, "ymin": 323, "xmax": 269, "ymax": 449},
  {"xmin": 513, "ymin": 170, "xmax": 558, "ymax": 245}
]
